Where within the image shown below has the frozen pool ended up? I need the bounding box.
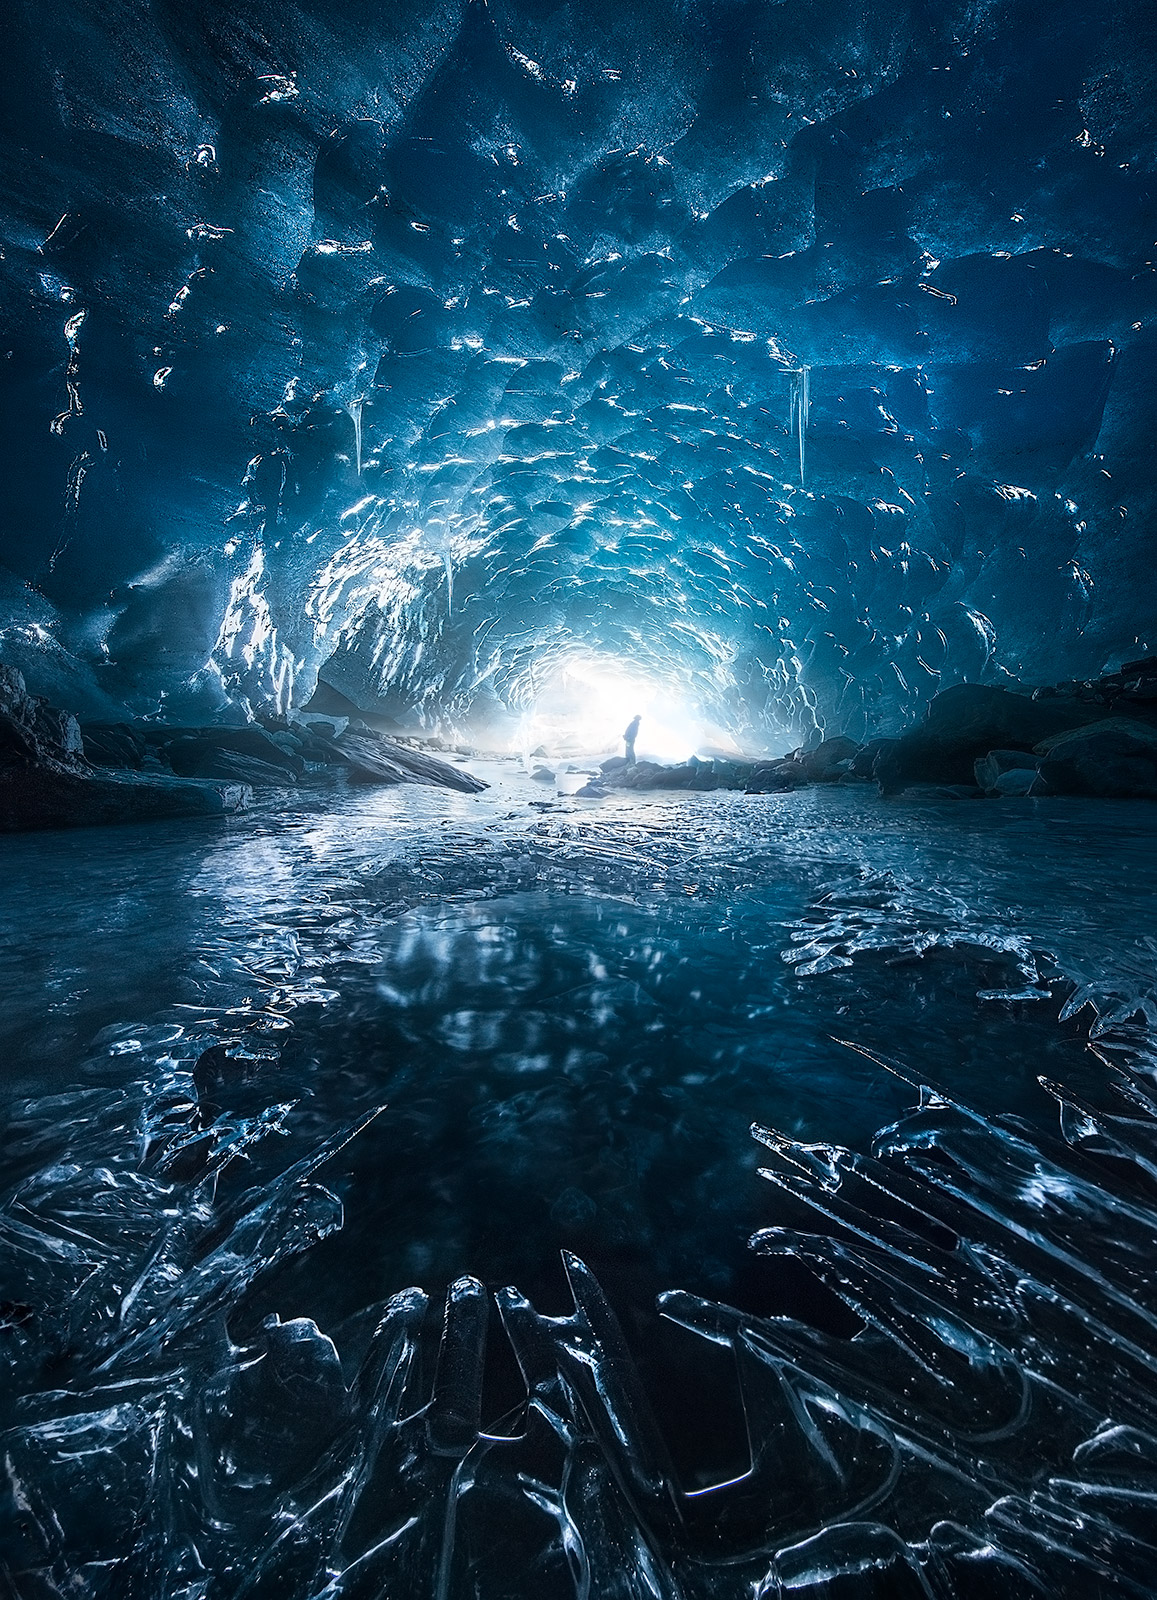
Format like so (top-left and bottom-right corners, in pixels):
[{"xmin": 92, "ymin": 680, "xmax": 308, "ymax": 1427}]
[{"xmin": 2, "ymin": 774, "xmax": 1156, "ymax": 1596}]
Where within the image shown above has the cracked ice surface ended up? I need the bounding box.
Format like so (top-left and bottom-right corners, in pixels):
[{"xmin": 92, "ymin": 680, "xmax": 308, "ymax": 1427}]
[{"xmin": 3, "ymin": 778, "xmax": 1157, "ymax": 1594}]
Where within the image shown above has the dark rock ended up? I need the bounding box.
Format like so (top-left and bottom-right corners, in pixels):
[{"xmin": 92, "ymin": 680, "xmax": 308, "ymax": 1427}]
[
  {"xmin": 600, "ymin": 755, "xmax": 629, "ymax": 775},
  {"xmin": 1035, "ymin": 658, "xmax": 1157, "ymax": 715},
  {"xmin": 1035, "ymin": 718, "xmax": 1157, "ymax": 798},
  {"xmin": 336, "ymin": 729, "xmax": 488, "ymax": 792},
  {"xmin": 288, "ymin": 722, "xmax": 350, "ymax": 764},
  {"xmin": 80, "ymin": 723, "xmax": 147, "ymax": 768},
  {"xmin": 184, "ymin": 749, "xmax": 299, "ymax": 788},
  {"xmin": 990, "ymin": 767, "xmax": 1040, "ymax": 797},
  {"xmin": 627, "ymin": 761, "xmax": 696, "ymax": 789},
  {"xmin": 0, "ymin": 666, "xmax": 252, "ymax": 830},
  {"xmin": 530, "ymin": 765, "xmax": 555, "ymax": 782},
  {"xmin": 874, "ymin": 684, "xmax": 1111, "ymax": 793},
  {"xmin": 612, "ymin": 756, "xmax": 749, "ymax": 791},
  {"xmin": 745, "ymin": 758, "xmax": 809, "ymax": 793},
  {"xmin": 1120, "ymin": 657, "xmax": 1157, "ymax": 680},
  {"xmin": 849, "ymin": 738, "xmax": 892, "ymax": 779},
  {"xmin": 266, "ymin": 730, "xmax": 305, "ymax": 757},
  {"xmin": 798, "ymin": 735, "xmax": 860, "ymax": 782},
  {"xmin": 974, "ymin": 747, "xmax": 1042, "ymax": 792},
  {"xmin": 0, "ymin": 765, "xmax": 250, "ymax": 831},
  {"xmin": 0, "ymin": 665, "xmax": 84, "ymax": 767},
  {"xmin": 159, "ymin": 727, "xmax": 305, "ymax": 781}
]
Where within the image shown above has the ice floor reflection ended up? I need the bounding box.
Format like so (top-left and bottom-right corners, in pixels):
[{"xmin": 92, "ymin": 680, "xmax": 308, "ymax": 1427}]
[
  {"xmin": 2, "ymin": 774, "xmax": 1157, "ymax": 1596},
  {"xmin": 261, "ymin": 888, "xmax": 1116, "ymax": 1329}
]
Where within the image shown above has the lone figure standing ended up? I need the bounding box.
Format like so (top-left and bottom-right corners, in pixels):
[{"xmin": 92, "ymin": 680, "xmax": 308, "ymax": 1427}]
[{"xmin": 623, "ymin": 713, "xmax": 641, "ymax": 765}]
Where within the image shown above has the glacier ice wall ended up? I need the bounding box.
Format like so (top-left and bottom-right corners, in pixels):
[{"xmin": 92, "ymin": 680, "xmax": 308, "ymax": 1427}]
[{"xmin": 0, "ymin": 0, "xmax": 1155, "ymax": 736}]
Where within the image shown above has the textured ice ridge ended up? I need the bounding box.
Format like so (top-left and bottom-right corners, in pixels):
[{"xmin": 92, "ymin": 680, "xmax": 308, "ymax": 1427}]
[{"xmin": 4, "ymin": 1036, "xmax": 1157, "ymax": 1596}]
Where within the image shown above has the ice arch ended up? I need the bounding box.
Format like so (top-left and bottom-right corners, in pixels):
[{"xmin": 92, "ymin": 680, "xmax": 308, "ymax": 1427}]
[{"xmin": 0, "ymin": 0, "xmax": 1153, "ymax": 744}]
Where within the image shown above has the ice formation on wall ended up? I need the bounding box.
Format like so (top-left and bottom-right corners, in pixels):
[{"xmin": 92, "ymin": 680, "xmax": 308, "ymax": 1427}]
[{"xmin": 1, "ymin": 0, "xmax": 1155, "ymax": 741}]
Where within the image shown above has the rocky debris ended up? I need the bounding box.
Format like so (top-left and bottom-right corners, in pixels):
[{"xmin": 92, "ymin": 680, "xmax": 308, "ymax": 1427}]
[
  {"xmin": 1, "ymin": 767, "xmax": 251, "ymax": 831},
  {"xmin": 1034, "ymin": 718, "xmax": 1157, "ymax": 798},
  {"xmin": 80, "ymin": 723, "xmax": 147, "ymax": 769},
  {"xmin": 71, "ymin": 709, "xmax": 488, "ymax": 796},
  {"xmin": 587, "ymin": 672, "xmax": 1157, "ymax": 803},
  {"xmin": 607, "ymin": 756, "xmax": 755, "ymax": 792},
  {"xmin": 155, "ymin": 727, "xmax": 305, "ymax": 785},
  {"xmin": 745, "ymin": 758, "xmax": 810, "ymax": 793},
  {"xmin": 845, "ymin": 738, "xmax": 890, "ymax": 780},
  {"xmin": 596, "ymin": 737, "xmax": 860, "ymax": 796},
  {"xmin": 872, "ymin": 684, "xmax": 1113, "ymax": 793},
  {"xmin": 0, "ymin": 666, "xmax": 251, "ymax": 831},
  {"xmin": 798, "ymin": 735, "xmax": 860, "ymax": 782},
  {"xmin": 335, "ymin": 726, "xmax": 488, "ymax": 792},
  {"xmin": 974, "ymin": 747, "xmax": 1041, "ymax": 793},
  {"xmin": 990, "ymin": 766, "xmax": 1040, "ymax": 797},
  {"xmin": 1036, "ymin": 655, "xmax": 1157, "ymax": 715}
]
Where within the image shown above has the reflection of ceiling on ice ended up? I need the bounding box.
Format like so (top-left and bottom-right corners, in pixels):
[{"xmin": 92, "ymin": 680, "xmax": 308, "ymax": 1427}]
[{"xmin": 0, "ymin": 0, "xmax": 1154, "ymax": 739}]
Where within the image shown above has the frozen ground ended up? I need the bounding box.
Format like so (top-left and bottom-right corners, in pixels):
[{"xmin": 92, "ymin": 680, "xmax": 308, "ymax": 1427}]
[{"xmin": 2, "ymin": 775, "xmax": 1157, "ymax": 1596}]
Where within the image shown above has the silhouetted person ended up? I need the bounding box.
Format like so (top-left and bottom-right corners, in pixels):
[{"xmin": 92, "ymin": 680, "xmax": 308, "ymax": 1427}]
[{"xmin": 623, "ymin": 714, "xmax": 641, "ymax": 765}]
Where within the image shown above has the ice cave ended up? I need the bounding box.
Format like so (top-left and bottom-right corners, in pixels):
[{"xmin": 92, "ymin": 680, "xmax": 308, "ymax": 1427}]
[{"xmin": 2, "ymin": 0, "xmax": 1157, "ymax": 1594}]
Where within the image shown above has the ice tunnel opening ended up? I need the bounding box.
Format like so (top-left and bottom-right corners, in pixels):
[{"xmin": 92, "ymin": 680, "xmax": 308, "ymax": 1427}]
[{"xmin": 512, "ymin": 654, "xmax": 744, "ymax": 765}]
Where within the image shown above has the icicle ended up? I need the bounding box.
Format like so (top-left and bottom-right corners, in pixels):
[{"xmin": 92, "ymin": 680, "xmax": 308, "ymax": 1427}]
[
  {"xmin": 347, "ymin": 398, "xmax": 363, "ymax": 475},
  {"xmin": 789, "ymin": 365, "xmax": 810, "ymax": 487}
]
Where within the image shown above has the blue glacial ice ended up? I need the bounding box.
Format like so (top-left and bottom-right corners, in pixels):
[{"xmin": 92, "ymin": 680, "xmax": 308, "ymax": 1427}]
[
  {"xmin": 0, "ymin": 0, "xmax": 1154, "ymax": 743},
  {"xmin": 2, "ymin": 0, "xmax": 1157, "ymax": 1592}
]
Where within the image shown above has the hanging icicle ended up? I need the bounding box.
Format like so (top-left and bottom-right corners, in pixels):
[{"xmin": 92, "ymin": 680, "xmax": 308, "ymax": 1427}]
[
  {"xmin": 788, "ymin": 365, "xmax": 810, "ymax": 487},
  {"xmin": 346, "ymin": 397, "xmax": 364, "ymax": 476}
]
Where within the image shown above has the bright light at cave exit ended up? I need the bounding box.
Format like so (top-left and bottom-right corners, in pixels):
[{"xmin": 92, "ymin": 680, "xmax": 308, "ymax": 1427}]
[{"xmin": 517, "ymin": 657, "xmax": 738, "ymax": 764}]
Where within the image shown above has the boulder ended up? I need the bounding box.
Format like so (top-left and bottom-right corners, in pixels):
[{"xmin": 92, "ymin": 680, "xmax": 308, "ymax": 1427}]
[
  {"xmin": 612, "ymin": 760, "xmax": 691, "ymax": 790},
  {"xmin": 0, "ymin": 667, "xmax": 251, "ymax": 830},
  {"xmin": 80, "ymin": 723, "xmax": 147, "ymax": 769},
  {"xmin": 1034, "ymin": 718, "xmax": 1157, "ymax": 798},
  {"xmin": 0, "ymin": 766, "xmax": 250, "ymax": 831},
  {"xmin": 798, "ymin": 735, "xmax": 860, "ymax": 782},
  {"xmin": 158, "ymin": 727, "xmax": 305, "ymax": 781},
  {"xmin": 610, "ymin": 756, "xmax": 760, "ymax": 792},
  {"xmin": 336, "ymin": 728, "xmax": 488, "ymax": 793},
  {"xmin": 849, "ymin": 738, "xmax": 893, "ymax": 780},
  {"xmin": 874, "ymin": 684, "xmax": 1108, "ymax": 793},
  {"xmin": 991, "ymin": 767, "xmax": 1040, "ymax": 797},
  {"xmin": 745, "ymin": 758, "xmax": 809, "ymax": 793},
  {"xmin": 974, "ymin": 748, "xmax": 1041, "ymax": 792},
  {"xmin": 285, "ymin": 721, "xmax": 350, "ymax": 764},
  {"xmin": 182, "ymin": 750, "xmax": 300, "ymax": 788}
]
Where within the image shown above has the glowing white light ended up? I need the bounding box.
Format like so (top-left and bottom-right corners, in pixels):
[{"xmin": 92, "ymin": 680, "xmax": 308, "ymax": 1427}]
[{"xmin": 517, "ymin": 657, "xmax": 738, "ymax": 765}]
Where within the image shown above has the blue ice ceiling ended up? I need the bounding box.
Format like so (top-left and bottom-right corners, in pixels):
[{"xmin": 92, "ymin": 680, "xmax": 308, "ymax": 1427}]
[{"xmin": 1, "ymin": 0, "xmax": 1154, "ymax": 740}]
